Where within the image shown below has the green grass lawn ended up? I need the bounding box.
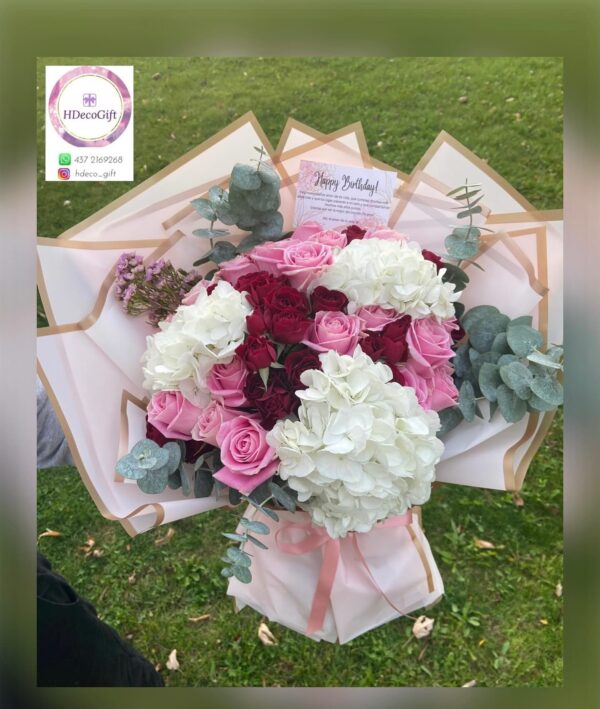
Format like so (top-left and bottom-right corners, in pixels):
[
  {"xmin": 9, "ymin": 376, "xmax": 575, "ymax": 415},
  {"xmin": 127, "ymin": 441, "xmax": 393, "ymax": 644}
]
[{"xmin": 37, "ymin": 56, "xmax": 563, "ymax": 687}]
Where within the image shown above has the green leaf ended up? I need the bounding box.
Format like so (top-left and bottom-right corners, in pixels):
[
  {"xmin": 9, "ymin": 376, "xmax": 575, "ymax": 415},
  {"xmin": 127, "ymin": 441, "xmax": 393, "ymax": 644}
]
[
  {"xmin": 440, "ymin": 262, "xmax": 469, "ymax": 291},
  {"xmin": 452, "ymin": 343, "xmax": 471, "ymax": 378},
  {"xmin": 240, "ymin": 518, "xmax": 270, "ymax": 534},
  {"xmin": 257, "ymin": 506, "xmax": 279, "ymax": 522},
  {"xmin": 499, "ymin": 361, "xmax": 533, "ymax": 400},
  {"xmin": 231, "ymin": 163, "xmax": 262, "ymax": 190},
  {"xmin": 454, "ymin": 188, "xmax": 481, "ymax": 201},
  {"xmin": 510, "ymin": 315, "xmax": 533, "ymax": 328},
  {"xmin": 228, "ymin": 487, "xmax": 242, "ymax": 506},
  {"xmin": 115, "ymin": 454, "xmax": 146, "ymax": 480},
  {"xmin": 496, "ymin": 384, "xmax": 527, "ymax": 423},
  {"xmin": 447, "ymin": 183, "xmax": 482, "ymax": 197},
  {"xmin": 529, "ymin": 376, "xmax": 563, "ymax": 406},
  {"xmin": 192, "ymin": 228, "xmax": 230, "ymax": 238},
  {"xmin": 437, "ymin": 406, "xmax": 464, "ymax": 437},
  {"xmin": 226, "ymin": 546, "xmax": 252, "ymax": 566},
  {"xmin": 208, "ymin": 241, "xmax": 238, "ymax": 264},
  {"xmin": 208, "ymin": 185, "xmax": 226, "ymax": 203},
  {"xmin": 131, "ymin": 439, "xmax": 160, "ymax": 457},
  {"xmin": 191, "ymin": 197, "xmax": 216, "ymax": 220},
  {"xmin": 257, "ymin": 165, "xmax": 280, "ymax": 187},
  {"xmin": 167, "ymin": 469, "xmax": 182, "ymax": 490},
  {"xmin": 194, "ymin": 469, "xmax": 214, "ymax": 498},
  {"xmin": 163, "ymin": 441, "xmax": 182, "ymax": 474},
  {"xmin": 479, "ymin": 363, "xmax": 502, "ymax": 402},
  {"xmin": 468, "ymin": 313, "xmax": 510, "ymax": 353},
  {"xmin": 214, "ymin": 202, "xmax": 237, "ymax": 226},
  {"xmin": 458, "ymin": 380, "xmax": 476, "ymax": 422},
  {"xmin": 237, "ymin": 233, "xmax": 267, "ymax": 253},
  {"xmin": 506, "ymin": 324, "xmax": 544, "ymax": 357},
  {"xmin": 222, "ymin": 532, "xmax": 248, "ymax": 543},
  {"xmin": 457, "ymin": 205, "xmax": 482, "ymax": 219},
  {"xmin": 231, "ymin": 564, "xmax": 252, "ymax": 584},
  {"xmin": 221, "ymin": 566, "xmax": 235, "ymax": 578},
  {"xmin": 491, "ymin": 332, "xmax": 510, "ymax": 354},
  {"xmin": 445, "ymin": 229, "xmax": 480, "ymax": 260},
  {"xmin": 498, "ymin": 353, "xmax": 519, "ymax": 367},
  {"xmin": 526, "ymin": 349, "xmax": 563, "ymax": 370},
  {"xmin": 137, "ymin": 467, "xmax": 169, "ymax": 494},
  {"xmin": 248, "ymin": 185, "xmax": 281, "ymax": 212},
  {"xmin": 461, "ymin": 305, "xmax": 500, "ymax": 332},
  {"xmin": 252, "ymin": 212, "xmax": 284, "ymax": 240},
  {"xmin": 268, "ymin": 482, "xmax": 297, "ymax": 511},
  {"xmin": 527, "ymin": 393, "xmax": 558, "ymax": 412},
  {"xmin": 245, "ymin": 534, "xmax": 269, "ymax": 550},
  {"xmin": 179, "ymin": 467, "xmax": 192, "ymax": 497}
]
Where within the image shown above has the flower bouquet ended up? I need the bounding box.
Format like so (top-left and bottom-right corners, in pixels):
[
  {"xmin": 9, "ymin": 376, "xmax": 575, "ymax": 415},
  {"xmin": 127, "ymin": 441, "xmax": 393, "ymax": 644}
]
[{"xmin": 37, "ymin": 115, "xmax": 563, "ymax": 643}]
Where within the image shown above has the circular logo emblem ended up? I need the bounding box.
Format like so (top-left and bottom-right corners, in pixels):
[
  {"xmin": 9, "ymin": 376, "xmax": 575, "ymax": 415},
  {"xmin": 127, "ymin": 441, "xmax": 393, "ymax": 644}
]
[{"xmin": 48, "ymin": 66, "xmax": 132, "ymax": 147}]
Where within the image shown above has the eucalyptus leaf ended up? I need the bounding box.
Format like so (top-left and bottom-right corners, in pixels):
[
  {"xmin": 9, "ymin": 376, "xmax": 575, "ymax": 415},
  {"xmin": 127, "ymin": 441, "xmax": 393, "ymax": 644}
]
[
  {"xmin": 237, "ymin": 234, "xmax": 267, "ymax": 253},
  {"xmin": 468, "ymin": 313, "xmax": 510, "ymax": 353},
  {"xmin": 526, "ymin": 349, "xmax": 563, "ymax": 370},
  {"xmin": 506, "ymin": 324, "xmax": 544, "ymax": 357},
  {"xmin": 208, "ymin": 185, "xmax": 226, "ymax": 203},
  {"xmin": 499, "ymin": 361, "xmax": 533, "ymax": 400},
  {"xmin": 445, "ymin": 231, "xmax": 479, "ymax": 260},
  {"xmin": 194, "ymin": 469, "xmax": 214, "ymax": 498},
  {"xmin": 179, "ymin": 466, "xmax": 192, "ymax": 497},
  {"xmin": 527, "ymin": 393, "xmax": 559, "ymax": 412},
  {"xmin": 222, "ymin": 532, "xmax": 248, "ymax": 543},
  {"xmin": 491, "ymin": 332, "xmax": 510, "ymax": 354},
  {"xmin": 497, "ymin": 353, "xmax": 519, "ymax": 367},
  {"xmin": 452, "ymin": 343, "xmax": 471, "ymax": 378},
  {"xmin": 115, "ymin": 454, "xmax": 146, "ymax": 480},
  {"xmin": 137, "ymin": 467, "xmax": 169, "ymax": 494},
  {"xmin": 245, "ymin": 534, "xmax": 269, "ymax": 550},
  {"xmin": 193, "ymin": 228, "xmax": 230, "ymax": 238},
  {"xmin": 252, "ymin": 212, "xmax": 284, "ymax": 240},
  {"xmin": 167, "ymin": 470, "xmax": 182, "ymax": 490},
  {"xmin": 440, "ymin": 263, "xmax": 469, "ymax": 291},
  {"xmin": 132, "ymin": 439, "xmax": 160, "ymax": 458},
  {"xmin": 496, "ymin": 384, "xmax": 527, "ymax": 423},
  {"xmin": 226, "ymin": 546, "xmax": 252, "ymax": 566},
  {"xmin": 231, "ymin": 163, "xmax": 262, "ymax": 190},
  {"xmin": 457, "ymin": 205, "xmax": 482, "ymax": 219},
  {"xmin": 461, "ymin": 305, "xmax": 500, "ymax": 333},
  {"xmin": 240, "ymin": 518, "xmax": 270, "ymax": 535},
  {"xmin": 529, "ymin": 376, "xmax": 563, "ymax": 406},
  {"xmin": 458, "ymin": 380, "xmax": 476, "ymax": 422},
  {"xmin": 231, "ymin": 564, "xmax": 252, "ymax": 584},
  {"xmin": 221, "ymin": 566, "xmax": 235, "ymax": 578},
  {"xmin": 479, "ymin": 362, "xmax": 502, "ymax": 402},
  {"xmin": 247, "ymin": 481, "xmax": 273, "ymax": 506},
  {"xmin": 228, "ymin": 487, "xmax": 242, "ymax": 506},
  {"xmin": 437, "ymin": 406, "xmax": 464, "ymax": 437},
  {"xmin": 268, "ymin": 482, "xmax": 297, "ymax": 511},
  {"xmin": 510, "ymin": 315, "xmax": 533, "ymax": 328},
  {"xmin": 257, "ymin": 506, "xmax": 279, "ymax": 522},
  {"xmin": 208, "ymin": 241, "xmax": 238, "ymax": 264},
  {"xmin": 257, "ymin": 165, "xmax": 280, "ymax": 187},
  {"xmin": 190, "ymin": 197, "xmax": 216, "ymax": 220},
  {"xmin": 163, "ymin": 441, "xmax": 182, "ymax": 474}
]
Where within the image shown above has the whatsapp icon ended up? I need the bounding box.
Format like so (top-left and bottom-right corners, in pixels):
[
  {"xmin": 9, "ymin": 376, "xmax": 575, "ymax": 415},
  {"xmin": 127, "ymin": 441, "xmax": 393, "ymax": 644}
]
[{"xmin": 58, "ymin": 153, "xmax": 71, "ymax": 165}]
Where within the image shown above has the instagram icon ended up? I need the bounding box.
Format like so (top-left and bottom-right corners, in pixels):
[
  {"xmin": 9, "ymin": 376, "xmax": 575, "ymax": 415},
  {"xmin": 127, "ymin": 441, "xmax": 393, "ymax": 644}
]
[{"xmin": 57, "ymin": 167, "xmax": 70, "ymax": 180}]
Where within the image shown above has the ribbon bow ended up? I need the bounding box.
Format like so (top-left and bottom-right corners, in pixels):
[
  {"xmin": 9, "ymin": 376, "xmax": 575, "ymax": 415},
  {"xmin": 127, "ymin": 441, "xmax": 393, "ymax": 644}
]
[{"xmin": 275, "ymin": 513, "xmax": 412, "ymax": 636}]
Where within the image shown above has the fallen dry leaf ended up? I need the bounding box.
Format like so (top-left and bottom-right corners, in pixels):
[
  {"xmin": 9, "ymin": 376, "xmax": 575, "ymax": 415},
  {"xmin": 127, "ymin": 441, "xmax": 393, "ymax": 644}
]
[
  {"xmin": 128, "ymin": 572, "xmax": 137, "ymax": 585},
  {"xmin": 478, "ymin": 639, "xmax": 486, "ymax": 647},
  {"xmin": 458, "ymin": 95, "xmax": 468, "ymax": 104},
  {"xmin": 80, "ymin": 536, "xmax": 96, "ymax": 556},
  {"xmin": 258, "ymin": 622, "xmax": 277, "ymax": 645},
  {"xmin": 92, "ymin": 548, "xmax": 104, "ymax": 558},
  {"xmin": 38, "ymin": 529, "xmax": 62, "ymax": 540},
  {"xmin": 155, "ymin": 527, "xmax": 175, "ymax": 546},
  {"xmin": 462, "ymin": 680, "xmax": 477, "ymax": 688},
  {"xmin": 166, "ymin": 649, "xmax": 180, "ymax": 671},
  {"xmin": 412, "ymin": 615, "xmax": 435, "ymax": 639},
  {"xmin": 555, "ymin": 582, "xmax": 563, "ymax": 598},
  {"xmin": 474, "ymin": 538, "xmax": 496, "ymax": 550},
  {"xmin": 539, "ymin": 618, "xmax": 549, "ymax": 626},
  {"xmin": 188, "ymin": 614, "xmax": 211, "ymax": 623}
]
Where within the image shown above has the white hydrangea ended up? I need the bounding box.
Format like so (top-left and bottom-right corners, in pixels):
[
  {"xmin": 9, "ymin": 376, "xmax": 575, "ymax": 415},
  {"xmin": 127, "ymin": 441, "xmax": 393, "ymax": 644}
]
[
  {"xmin": 313, "ymin": 237, "xmax": 459, "ymax": 320},
  {"xmin": 267, "ymin": 348, "xmax": 444, "ymax": 538},
  {"xmin": 142, "ymin": 280, "xmax": 252, "ymax": 398}
]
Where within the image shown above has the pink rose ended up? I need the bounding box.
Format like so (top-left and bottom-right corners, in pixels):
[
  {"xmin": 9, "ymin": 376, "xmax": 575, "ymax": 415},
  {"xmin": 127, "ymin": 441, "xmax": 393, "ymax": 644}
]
[
  {"xmin": 191, "ymin": 400, "xmax": 237, "ymax": 447},
  {"xmin": 147, "ymin": 390, "xmax": 202, "ymax": 440},
  {"xmin": 207, "ymin": 356, "xmax": 249, "ymax": 408},
  {"xmin": 355, "ymin": 305, "xmax": 403, "ymax": 332},
  {"xmin": 303, "ymin": 310, "xmax": 363, "ymax": 355},
  {"xmin": 393, "ymin": 361, "xmax": 458, "ymax": 412},
  {"xmin": 299, "ymin": 229, "xmax": 347, "ymax": 249},
  {"xmin": 218, "ymin": 254, "xmax": 260, "ymax": 285},
  {"xmin": 291, "ymin": 221, "xmax": 323, "ymax": 241},
  {"xmin": 407, "ymin": 316, "xmax": 455, "ymax": 370},
  {"xmin": 213, "ymin": 416, "xmax": 278, "ymax": 494},
  {"xmin": 249, "ymin": 239, "xmax": 292, "ymax": 275},
  {"xmin": 278, "ymin": 241, "xmax": 334, "ymax": 290},
  {"xmin": 364, "ymin": 227, "xmax": 408, "ymax": 242},
  {"xmin": 181, "ymin": 279, "xmax": 212, "ymax": 306}
]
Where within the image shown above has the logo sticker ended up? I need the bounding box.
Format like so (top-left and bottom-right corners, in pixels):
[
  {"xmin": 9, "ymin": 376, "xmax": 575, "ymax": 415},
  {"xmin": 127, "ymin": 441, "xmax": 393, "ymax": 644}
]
[{"xmin": 47, "ymin": 66, "xmax": 132, "ymax": 148}]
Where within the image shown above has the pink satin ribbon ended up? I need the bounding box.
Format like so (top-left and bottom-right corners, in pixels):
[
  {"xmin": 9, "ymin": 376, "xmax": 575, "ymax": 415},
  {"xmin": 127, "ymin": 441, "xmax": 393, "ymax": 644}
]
[{"xmin": 275, "ymin": 513, "xmax": 412, "ymax": 636}]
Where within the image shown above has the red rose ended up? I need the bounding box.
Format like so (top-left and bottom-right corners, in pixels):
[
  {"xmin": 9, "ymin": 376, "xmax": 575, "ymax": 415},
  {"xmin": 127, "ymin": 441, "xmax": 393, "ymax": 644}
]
[
  {"xmin": 284, "ymin": 347, "xmax": 322, "ymax": 390},
  {"xmin": 234, "ymin": 271, "xmax": 289, "ymax": 307},
  {"xmin": 264, "ymin": 285, "xmax": 309, "ymax": 315},
  {"xmin": 361, "ymin": 332, "xmax": 386, "ymax": 361},
  {"xmin": 422, "ymin": 249, "xmax": 443, "ymax": 271},
  {"xmin": 246, "ymin": 309, "xmax": 267, "ymax": 336},
  {"xmin": 243, "ymin": 370, "xmax": 296, "ymax": 429},
  {"xmin": 270, "ymin": 310, "xmax": 311, "ymax": 344},
  {"xmin": 389, "ymin": 364, "xmax": 406, "ymax": 385},
  {"xmin": 342, "ymin": 225, "xmax": 367, "ymax": 243},
  {"xmin": 380, "ymin": 317, "xmax": 411, "ymax": 364},
  {"xmin": 310, "ymin": 286, "xmax": 349, "ymax": 313},
  {"xmin": 236, "ymin": 335, "xmax": 276, "ymax": 371}
]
